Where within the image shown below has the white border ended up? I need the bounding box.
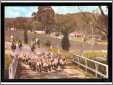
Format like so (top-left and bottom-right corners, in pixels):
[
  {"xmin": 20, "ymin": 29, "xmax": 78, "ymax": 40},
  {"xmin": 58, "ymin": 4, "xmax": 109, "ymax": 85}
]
[
  {"xmin": 1, "ymin": 82, "xmax": 112, "ymax": 84},
  {"xmin": 1, "ymin": 0, "xmax": 112, "ymax": 84}
]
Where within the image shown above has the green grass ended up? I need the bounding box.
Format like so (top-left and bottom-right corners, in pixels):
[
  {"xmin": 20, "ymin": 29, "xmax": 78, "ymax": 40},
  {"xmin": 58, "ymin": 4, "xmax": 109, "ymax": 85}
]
[
  {"xmin": 83, "ymin": 50, "xmax": 107, "ymax": 59},
  {"xmin": 71, "ymin": 37, "xmax": 107, "ymax": 46},
  {"xmin": 83, "ymin": 50, "xmax": 107, "ymax": 64},
  {"xmin": 48, "ymin": 47, "xmax": 74, "ymax": 59},
  {"xmin": 71, "ymin": 37, "xmax": 83, "ymax": 43}
]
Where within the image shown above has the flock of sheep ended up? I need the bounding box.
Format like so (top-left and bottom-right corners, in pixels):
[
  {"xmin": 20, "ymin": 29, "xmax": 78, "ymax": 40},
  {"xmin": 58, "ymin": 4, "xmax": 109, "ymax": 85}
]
[{"xmin": 18, "ymin": 51, "xmax": 68, "ymax": 73}]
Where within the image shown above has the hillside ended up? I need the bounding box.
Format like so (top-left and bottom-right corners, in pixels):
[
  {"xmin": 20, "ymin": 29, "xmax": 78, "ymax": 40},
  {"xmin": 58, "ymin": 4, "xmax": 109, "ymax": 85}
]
[{"xmin": 5, "ymin": 12, "xmax": 108, "ymax": 37}]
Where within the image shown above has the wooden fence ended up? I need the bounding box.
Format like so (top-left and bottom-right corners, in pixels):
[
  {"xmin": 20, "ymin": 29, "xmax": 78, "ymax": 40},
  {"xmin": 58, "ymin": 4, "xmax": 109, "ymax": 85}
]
[
  {"xmin": 8, "ymin": 54, "xmax": 18, "ymax": 79},
  {"xmin": 73, "ymin": 55, "xmax": 108, "ymax": 78}
]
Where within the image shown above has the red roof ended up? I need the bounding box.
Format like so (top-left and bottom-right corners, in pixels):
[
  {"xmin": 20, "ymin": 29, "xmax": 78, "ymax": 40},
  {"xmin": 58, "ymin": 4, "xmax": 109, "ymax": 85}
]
[{"xmin": 71, "ymin": 32, "xmax": 81, "ymax": 35}]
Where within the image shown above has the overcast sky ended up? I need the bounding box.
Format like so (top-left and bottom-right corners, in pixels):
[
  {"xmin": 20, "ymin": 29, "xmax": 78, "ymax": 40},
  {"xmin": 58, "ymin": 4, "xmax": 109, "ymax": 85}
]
[{"xmin": 5, "ymin": 6, "xmax": 108, "ymax": 18}]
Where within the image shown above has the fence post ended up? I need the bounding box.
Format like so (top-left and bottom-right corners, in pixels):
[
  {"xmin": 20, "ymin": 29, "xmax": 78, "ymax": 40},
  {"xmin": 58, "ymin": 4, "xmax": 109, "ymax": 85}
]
[
  {"xmin": 77, "ymin": 56, "xmax": 79, "ymax": 62},
  {"xmin": 106, "ymin": 66, "xmax": 108, "ymax": 78},
  {"xmin": 95, "ymin": 63, "xmax": 98, "ymax": 78},
  {"xmin": 74, "ymin": 55, "xmax": 108, "ymax": 78},
  {"xmin": 9, "ymin": 63, "xmax": 14, "ymax": 79},
  {"xmin": 77, "ymin": 57, "xmax": 80, "ymax": 66},
  {"xmin": 85, "ymin": 59, "xmax": 87, "ymax": 72},
  {"xmin": 8, "ymin": 55, "xmax": 18, "ymax": 79},
  {"xmin": 9, "ymin": 64, "xmax": 12, "ymax": 79}
]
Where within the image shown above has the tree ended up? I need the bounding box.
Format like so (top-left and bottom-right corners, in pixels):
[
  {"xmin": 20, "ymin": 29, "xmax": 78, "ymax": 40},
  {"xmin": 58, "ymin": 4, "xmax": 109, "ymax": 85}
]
[
  {"xmin": 33, "ymin": 6, "xmax": 55, "ymax": 34},
  {"xmin": 15, "ymin": 17, "xmax": 31, "ymax": 44},
  {"xmin": 61, "ymin": 29, "xmax": 70, "ymax": 51},
  {"xmin": 56, "ymin": 15, "xmax": 76, "ymax": 51},
  {"xmin": 77, "ymin": 6, "xmax": 108, "ymax": 40},
  {"xmin": 55, "ymin": 14, "xmax": 76, "ymax": 33}
]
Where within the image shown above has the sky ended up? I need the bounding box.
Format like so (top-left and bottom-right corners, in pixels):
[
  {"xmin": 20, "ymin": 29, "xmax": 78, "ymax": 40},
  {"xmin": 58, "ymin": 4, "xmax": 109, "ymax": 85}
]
[{"xmin": 5, "ymin": 6, "xmax": 108, "ymax": 18}]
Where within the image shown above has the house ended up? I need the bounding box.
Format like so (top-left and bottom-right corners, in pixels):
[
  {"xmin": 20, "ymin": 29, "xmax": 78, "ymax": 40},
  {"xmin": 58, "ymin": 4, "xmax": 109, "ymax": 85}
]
[{"xmin": 70, "ymin": 31, "xmax": 81, "ymax": 37}]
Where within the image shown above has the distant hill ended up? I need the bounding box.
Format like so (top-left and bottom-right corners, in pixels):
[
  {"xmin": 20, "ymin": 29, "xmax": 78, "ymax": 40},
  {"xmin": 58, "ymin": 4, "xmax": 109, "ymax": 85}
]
[
  {"xmin": 5, "ymin": 12, "xmax": 108, "ymax": 37},
  {"xmin": 55, "ymin": 12, "xmax": 107, "ymax": 34}
]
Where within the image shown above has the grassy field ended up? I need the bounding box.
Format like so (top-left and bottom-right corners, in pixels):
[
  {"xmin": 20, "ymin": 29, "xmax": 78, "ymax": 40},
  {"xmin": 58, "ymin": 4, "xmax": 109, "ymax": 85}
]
[
  {"xmin": 48, "ymin": 46, "xmax": 107, "ymax": 62},
  {"xmin": 48, "ymin": 47, "xmax": 74, "ymax": 60},
  {"xmin": 83, "ymin": 50, "xmax": 107, "ymax": 64},
  {"xmin": 83, "ymin": 50, "xmax": 107, "ymax": 58}
]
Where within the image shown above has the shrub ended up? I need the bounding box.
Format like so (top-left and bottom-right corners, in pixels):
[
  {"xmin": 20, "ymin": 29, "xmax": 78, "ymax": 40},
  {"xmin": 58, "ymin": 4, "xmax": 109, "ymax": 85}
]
[{"xmin": 61, "ymin": 32, "xmax": 70, "ymax": 51}]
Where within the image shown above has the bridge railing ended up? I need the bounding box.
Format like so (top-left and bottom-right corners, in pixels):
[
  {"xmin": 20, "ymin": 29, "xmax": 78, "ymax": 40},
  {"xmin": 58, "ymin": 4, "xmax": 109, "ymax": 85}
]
[
  {"xmin": 8, "ymin": 54, "xmax": 18, "ymax": 79},
  {"xmin": 73, "ymin": 55, "xmax": 108, "ymax": 78}
]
